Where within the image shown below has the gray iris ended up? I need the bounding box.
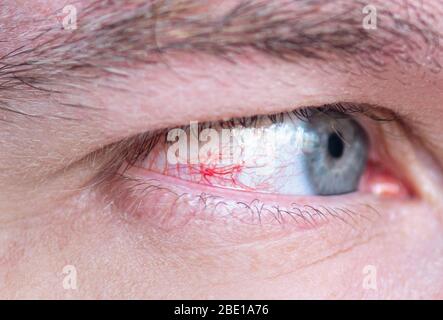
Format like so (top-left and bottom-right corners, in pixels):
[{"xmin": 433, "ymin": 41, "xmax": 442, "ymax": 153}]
[{"xmin": 304, "ymin": 113, "xmax": 368, "ymax": 195}]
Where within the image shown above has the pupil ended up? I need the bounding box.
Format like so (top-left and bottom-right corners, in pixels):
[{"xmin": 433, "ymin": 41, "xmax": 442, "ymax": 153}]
[{"xmin": 328, "ymin": 132, "xmax": 344, "ymax": 159}]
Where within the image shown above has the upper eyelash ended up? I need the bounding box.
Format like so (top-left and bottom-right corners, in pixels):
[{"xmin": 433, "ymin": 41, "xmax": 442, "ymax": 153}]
[
  {"xmin": 170, "ymin": 102, "xmax": 397, "ymax": 132},
  {"xmin": 87, "ymin": 101, "xmax": 398, "ymax": 187}
]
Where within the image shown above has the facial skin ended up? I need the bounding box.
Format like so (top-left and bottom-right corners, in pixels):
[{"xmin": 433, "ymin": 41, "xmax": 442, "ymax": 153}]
[{"xmin": 0, "ymin": 0, "xmax": 443, "ymax": 299}]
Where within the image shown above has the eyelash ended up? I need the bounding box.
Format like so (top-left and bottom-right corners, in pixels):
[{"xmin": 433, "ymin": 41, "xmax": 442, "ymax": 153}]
[{"xmin": 107, "ymin": 174, "xmax": 383, "ymax": 231}]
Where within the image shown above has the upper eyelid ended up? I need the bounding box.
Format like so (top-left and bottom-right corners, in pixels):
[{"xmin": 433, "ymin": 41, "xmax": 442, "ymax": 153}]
[{"xmin": 179, "ymin": 102, "xmax": 399, "ymax": 130}]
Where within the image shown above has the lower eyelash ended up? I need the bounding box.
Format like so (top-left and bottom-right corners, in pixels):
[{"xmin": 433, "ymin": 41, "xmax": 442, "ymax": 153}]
[{"xmin": 105, "ymin": 174, "xmax": 381, "ymax": 232}]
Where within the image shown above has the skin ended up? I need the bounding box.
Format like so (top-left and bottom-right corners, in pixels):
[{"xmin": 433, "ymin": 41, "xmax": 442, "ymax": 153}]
[{"xmin": 0, "ymin": 0, "xmax": 443, "ymax": 299}]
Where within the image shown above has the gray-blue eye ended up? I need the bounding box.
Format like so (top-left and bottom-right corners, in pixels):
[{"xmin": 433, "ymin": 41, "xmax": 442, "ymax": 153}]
[
  {"xmin": 154, "ymin": 108, "xmax": 369, "ymax": 197},
  {"xmin": 304, "ymin": 112, "xmax": 368, "ymax": 195}
]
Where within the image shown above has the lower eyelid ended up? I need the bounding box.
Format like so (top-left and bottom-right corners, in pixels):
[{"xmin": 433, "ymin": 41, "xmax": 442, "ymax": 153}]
[
  {"xmin": 97, "ymin": 165, "xmax": 436, "ymax": 278},
  {"xmin": 108, "ymin": 166, "xmax": 416, "ymax": 241}
]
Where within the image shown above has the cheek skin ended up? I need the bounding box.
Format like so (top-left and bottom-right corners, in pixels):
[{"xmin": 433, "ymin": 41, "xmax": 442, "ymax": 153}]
[{"xmin": 0, "ymin": 189, "xmax": 442, "ymax": 299}]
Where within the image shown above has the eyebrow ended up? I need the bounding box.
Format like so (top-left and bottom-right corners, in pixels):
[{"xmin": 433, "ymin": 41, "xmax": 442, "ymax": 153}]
[{"xmin": 0, "ymin": 0, "xmax": 442, "ymax": 97}]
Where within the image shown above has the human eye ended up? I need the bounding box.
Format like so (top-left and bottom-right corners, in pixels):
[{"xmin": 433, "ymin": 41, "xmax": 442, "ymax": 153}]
[
  {"xmin": 139, "ymin": 106, "xmax": 385, "ymax": 195},
  {"xmin": 139, "ymin": 105, "xmax": 387, "ymax": 196},
  {"xmin": 94, "ymin": 102, "xmax": 413, "ymax": 235}
]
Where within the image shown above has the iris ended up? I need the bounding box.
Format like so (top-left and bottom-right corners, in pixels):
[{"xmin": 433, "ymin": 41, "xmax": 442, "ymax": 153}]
[{"xmin": 305, "ymin": 113, "xmax": 368, "ymax": 195}]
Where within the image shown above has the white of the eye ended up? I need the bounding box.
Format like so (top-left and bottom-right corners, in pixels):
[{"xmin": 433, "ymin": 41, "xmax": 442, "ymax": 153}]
[{"xmin": 229, "ymin": 115, "xmax": 317, "ymax": 195}]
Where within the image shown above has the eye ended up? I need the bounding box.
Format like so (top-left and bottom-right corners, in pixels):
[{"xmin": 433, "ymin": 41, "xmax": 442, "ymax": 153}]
[
  {"xmin": 123, "ymin": 104, "xmax": 404, "ymax": 198},
  {"xmin": 93, "ymin": 102, "xmax": 412, "ymax": 232},
  {"xmin": 305, "ymin": 112, "xmax": 368, "ymax": 195}
]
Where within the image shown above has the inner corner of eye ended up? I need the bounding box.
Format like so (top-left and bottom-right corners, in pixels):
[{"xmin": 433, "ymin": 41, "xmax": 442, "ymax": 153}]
[
  {"xmin": 132, "ymin": 108, "xmax": 411, "ymax": 199},
  {"xmin": 359, "ymin": 158, "xmax": 412, "ymax": 199}
]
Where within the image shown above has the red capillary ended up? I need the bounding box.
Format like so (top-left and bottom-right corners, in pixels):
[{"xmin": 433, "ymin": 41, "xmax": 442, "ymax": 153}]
[
  {"xmin": 359, "ymin": 160, "xmax": 411, "ymax": 198},
  {"xmin": 185, "ymin": 162, "xmax": 253, "ymax": 189}
]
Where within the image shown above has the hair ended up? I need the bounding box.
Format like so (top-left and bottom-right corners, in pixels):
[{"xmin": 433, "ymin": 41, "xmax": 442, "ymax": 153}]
[{"xmin": 0, "ymin": 0, "xmax": 441, "ymax": 106}]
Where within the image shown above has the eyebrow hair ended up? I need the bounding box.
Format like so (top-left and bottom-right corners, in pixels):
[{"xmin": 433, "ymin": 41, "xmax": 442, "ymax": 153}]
[{"xmin": 0, "ymin": 0, "xmax": 442, "ymax": 97}]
